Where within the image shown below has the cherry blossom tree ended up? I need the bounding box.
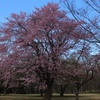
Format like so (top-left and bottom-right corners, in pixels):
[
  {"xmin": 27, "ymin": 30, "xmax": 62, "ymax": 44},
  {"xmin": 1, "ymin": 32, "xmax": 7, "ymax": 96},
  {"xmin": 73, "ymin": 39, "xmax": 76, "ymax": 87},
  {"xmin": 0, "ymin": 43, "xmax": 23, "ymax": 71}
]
[
  {"xmin": 0, "ymin": 53, "xmax": 21, "ymax": 95},
  {"xmin": 61, "ymin": 40, "xmax": 94, "ymax": 100},
  {"xmin": 0, "ymin": 3, "xmax": 84, "ymax": 100}
]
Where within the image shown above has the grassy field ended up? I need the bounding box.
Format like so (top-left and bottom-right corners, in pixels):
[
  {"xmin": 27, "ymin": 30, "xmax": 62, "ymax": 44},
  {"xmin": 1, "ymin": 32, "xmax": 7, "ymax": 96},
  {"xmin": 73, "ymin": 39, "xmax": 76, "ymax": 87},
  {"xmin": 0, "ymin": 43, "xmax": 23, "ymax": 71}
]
[{"xmin": 0, "ymin": 93, "xmax": 100, "ymax": 100}]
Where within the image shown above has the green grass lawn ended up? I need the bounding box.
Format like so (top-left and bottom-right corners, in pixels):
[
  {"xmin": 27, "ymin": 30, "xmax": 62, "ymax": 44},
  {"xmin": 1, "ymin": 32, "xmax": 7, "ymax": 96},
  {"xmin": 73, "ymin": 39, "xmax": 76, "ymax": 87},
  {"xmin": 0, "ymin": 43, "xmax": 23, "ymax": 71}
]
[{"xmin": 0, "ymin": 93, "xmax": 100, "ymax": 100}]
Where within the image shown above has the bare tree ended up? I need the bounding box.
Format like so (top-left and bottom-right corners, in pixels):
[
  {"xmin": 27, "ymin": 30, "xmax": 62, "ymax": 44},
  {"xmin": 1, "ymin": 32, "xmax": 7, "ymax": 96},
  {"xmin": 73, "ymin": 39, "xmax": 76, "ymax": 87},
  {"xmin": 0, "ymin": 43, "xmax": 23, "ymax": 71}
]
[{"xmin": 61, "ymin": 0, "xmax": 100, "ymax": 46}]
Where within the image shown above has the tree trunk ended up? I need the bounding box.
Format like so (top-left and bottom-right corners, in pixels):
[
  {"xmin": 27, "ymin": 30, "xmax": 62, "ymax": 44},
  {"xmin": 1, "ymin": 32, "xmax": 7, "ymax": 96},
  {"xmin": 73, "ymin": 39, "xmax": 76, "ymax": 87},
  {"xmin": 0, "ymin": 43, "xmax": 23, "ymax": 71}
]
[
  {"xmin": 60, "ymin": 85, "xmax": 64, "ymax": 96},
  {"xmin": 40, "ymin": 90, "xmax": 44, "ymax": 96},
  {"xmin": 3, "ymin": 89, "xmax": 7, "ymax": 96},
  {"xmin": 44, "ymin": 86, "xmax": 52, "ymax": 100},
  {"xmin": 75, "ymin": 89, "xmax": 79, "ymax": 100},
  {"xmin": 3, "ymin": 87, "xmax": 9, "ymax": 96}
]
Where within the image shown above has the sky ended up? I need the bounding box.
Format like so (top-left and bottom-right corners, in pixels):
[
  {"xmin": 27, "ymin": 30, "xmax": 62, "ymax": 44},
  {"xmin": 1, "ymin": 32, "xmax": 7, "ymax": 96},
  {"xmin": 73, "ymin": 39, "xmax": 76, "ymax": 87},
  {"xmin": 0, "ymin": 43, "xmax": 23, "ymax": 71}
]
[
  {"xmin": 0, "ymin": 0, "xmax": 59, "ymax": 23},
  {"xmin": 0, "ymin": 0, "xmax": 84, "ymax": 23}
]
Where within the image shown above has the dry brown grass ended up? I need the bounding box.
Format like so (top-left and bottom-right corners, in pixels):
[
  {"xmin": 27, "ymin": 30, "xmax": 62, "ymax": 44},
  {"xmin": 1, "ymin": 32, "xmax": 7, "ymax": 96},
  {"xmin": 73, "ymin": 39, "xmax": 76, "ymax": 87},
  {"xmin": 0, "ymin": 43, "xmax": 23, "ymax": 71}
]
[{"xmin": 0, "ymin": 93, "xmax": 100, "ymax": 100}]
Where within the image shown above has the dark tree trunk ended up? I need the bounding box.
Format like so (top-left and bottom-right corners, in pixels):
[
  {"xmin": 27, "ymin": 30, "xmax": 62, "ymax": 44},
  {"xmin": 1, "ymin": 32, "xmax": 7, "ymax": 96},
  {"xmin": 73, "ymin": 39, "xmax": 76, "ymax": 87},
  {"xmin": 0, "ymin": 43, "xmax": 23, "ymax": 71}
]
[
  {"xmin": 44, "ymin": 86, "xmax": 52, "ymax": 100},
  {"xmin": 3, "ymin": 87, "xmax": 9, "ymax": 96},
  {"xmin": 40, "ymin": 90, "xmax": 44, "ymax": 96},
  {"xmin": 75, "ymin": 88, "xmax": 79, "ymax": 100},
  {"xmin": 60, "ymin": 84, "xmax": 69, "ymax": 96},
  {"xmin": 60, "ymin": 85, "xmax": 65, "ymax": 96},
  {"xmin": 3, "ymin": 89, "xmax": 7, "ymax": 96}
]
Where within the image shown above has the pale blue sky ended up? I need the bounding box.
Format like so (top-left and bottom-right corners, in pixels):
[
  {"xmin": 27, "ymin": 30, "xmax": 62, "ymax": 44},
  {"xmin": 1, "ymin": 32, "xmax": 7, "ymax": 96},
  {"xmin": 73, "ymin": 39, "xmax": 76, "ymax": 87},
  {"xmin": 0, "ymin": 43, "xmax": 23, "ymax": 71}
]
[
  {"xmin": 0, "ymin": 0, "xmax": 59, "ymax": 23},
  {"xmin": 0, "ymin": 0, "xmax": 84, "ymax": 23}
]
